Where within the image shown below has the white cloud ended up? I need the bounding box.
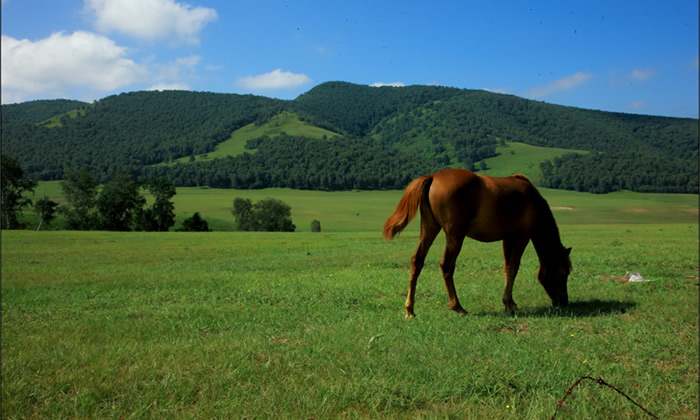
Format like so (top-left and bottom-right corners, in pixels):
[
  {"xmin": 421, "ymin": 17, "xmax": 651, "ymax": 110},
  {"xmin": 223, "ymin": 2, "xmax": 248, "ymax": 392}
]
[
  {"xmin": 84, "ymin": 0, "xmax": 217, "ymax": 45},
  {"xmin": 148, "ymin": 82, "xmax": 190, "ymax": 91},
  {"xmin": 1, "ymin": 31, "xmax": 146, "ymax": 103},
  {"xmin": 370, "ymin": 82, "xmax": 405, "ymax": 87},
  {"xmin": 627, "ymin": 68, "xmax": 655, "ymax": 83},
  {"xmin": 525, "ymin": 72, "xmax": 593, "ymax": 98},
  {"xmin": 483, "ymin": 87, "xmax": 512, "ymax": 95},
  {"xmin": 236, "ymin": 69, "xmax": 311, "ymax": 90},
  {"xmin": 175, "ymin": 55, "xmax": 201, "ymax": 67}
]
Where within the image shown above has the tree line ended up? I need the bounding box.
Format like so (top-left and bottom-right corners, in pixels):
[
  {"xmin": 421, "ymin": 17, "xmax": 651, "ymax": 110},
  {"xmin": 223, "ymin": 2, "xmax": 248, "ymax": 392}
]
[
  {"xmin": 539, "ymin": 152, "xmax": 698, "ymax": 194},
  {"xmin": 141, "ymin": 135, "xmax": 444, "ymax": 190},
  {"xmin": 1, "ymin": 154, "xmax": 183, "ymax": 231},
  {"xmin": 2, "ymin": 154, "xmax": 300, "ymax": 232}
]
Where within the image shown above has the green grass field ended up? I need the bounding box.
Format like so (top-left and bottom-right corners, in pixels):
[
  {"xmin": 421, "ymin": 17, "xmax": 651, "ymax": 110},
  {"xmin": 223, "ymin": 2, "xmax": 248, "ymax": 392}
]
[
  {"xmin": 4, "ymin": 184, "xmax": 698, "ymax": 418},
  {"xmin": 481, "ymin": 141, "xmax": 588, "ymax": 183},
  {"xmin": 28, "ymin": 180, "xmax": 699, "ymax": 232}
]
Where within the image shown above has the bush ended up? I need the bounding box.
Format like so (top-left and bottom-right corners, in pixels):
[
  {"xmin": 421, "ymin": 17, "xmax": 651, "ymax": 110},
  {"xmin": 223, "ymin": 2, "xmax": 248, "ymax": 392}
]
[
  {"xmin": 232, "ymin": 197, "xmax": 295, "ymax": 232},
  {"xmin": 178, "ymin": 212, "xmax": 211, "ymax": 232},
  {"xmin": 311, "ymin": 219, "xmax": 321, "ymax": 232}
]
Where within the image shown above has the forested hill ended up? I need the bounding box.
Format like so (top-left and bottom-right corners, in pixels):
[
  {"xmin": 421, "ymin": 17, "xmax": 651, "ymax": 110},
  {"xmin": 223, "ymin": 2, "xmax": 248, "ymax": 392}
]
[{"xmin": 2, "ymin": 82, "xmax": 697, "ymax": 193}]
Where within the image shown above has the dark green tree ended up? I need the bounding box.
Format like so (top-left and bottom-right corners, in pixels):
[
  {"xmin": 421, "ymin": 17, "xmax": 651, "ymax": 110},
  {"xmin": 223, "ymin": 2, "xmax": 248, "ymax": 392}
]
[
  {"xmin": 96, "ymin": 171, "xmax": 146, "ymax": 231},
  {"xmin": 178, "ymin": 212, "xmax": 211, "ymax": 231},
  {"xmin": 232, "ymin": 198, "xmax": 254, "ymax": 231},
  {"xmin": 231, "ymin": 197, "xmax": 295, "ymax": 232},
  {"xmin": 251, "ymin": 198, "xmax": 295, "ymax": 232},
  {"xmin": 34, "ymin": 196, "xmax": 59, "ymax": 231},
  {"xmin": 1, "ymin": 154, "xmax": 37, "ymax": 229},
  {"xmin": 61, "ymin": 169, "xmax": 99, "ymax": 230},
  {"xmin": 146, "ymin": 177, "xmax": 176, "ymax": 231},
  {"xmin": 311, "ymin": 219, "xmax": 321, "ymax": 233}
]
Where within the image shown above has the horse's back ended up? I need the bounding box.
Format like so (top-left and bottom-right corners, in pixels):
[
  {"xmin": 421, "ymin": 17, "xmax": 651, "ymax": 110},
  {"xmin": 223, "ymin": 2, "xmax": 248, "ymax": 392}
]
[{"xmin": 427, "ymin": 169, "xmax": 539, "ymax": 241}]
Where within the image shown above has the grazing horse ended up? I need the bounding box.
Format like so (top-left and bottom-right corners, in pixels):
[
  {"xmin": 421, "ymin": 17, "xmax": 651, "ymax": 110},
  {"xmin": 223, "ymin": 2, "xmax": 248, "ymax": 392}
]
[{"xmin": 383, "ymin": 168, "xmax": 571, "ymax": 318}]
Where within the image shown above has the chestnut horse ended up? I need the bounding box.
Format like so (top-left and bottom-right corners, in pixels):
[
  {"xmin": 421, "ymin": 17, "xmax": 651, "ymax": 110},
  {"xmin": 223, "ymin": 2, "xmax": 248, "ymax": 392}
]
[{"xmin": 383, "ymin": 168, "xmax": 571, "ymax": 318}]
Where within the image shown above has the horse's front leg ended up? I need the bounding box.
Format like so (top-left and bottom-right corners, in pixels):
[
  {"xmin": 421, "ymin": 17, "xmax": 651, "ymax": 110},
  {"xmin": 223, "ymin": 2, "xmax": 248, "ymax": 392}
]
[{"xmin": 502, "ymin": 237, "xmax": 529, "ymax": 314}]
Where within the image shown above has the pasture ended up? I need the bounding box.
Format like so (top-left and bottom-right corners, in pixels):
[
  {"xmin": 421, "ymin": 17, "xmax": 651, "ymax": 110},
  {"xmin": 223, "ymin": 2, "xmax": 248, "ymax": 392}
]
[
  {"xmin": 28, "ymin": 180, "xmax": 699, "ymax": 232},
  {"xmin": 2, "ymin": 188, "xmax": 698, "ymax": 418}
]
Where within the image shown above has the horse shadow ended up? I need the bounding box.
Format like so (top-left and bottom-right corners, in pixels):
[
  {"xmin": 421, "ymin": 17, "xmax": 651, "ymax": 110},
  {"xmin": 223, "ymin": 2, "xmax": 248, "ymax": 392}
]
[{"xmin": 478, "ymin": 299, "xmax": 637, "ymax": 318}]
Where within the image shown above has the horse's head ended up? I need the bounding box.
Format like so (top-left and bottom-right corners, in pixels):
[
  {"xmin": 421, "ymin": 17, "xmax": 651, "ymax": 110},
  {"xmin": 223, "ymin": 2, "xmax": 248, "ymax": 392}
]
[{"xmin": 538, "ymin": 247, "xmax": 572, "ymax": 307}]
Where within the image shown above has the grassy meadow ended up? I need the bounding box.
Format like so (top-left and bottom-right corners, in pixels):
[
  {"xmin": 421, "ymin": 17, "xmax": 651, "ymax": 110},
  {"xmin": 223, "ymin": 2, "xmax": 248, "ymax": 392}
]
[
  {"xmin": 27, "ymin": 180, "xmax": 699, "ymax": 232},
  {"xmin": 480, "ymin": 141, "xmax": 588, "ymax": 184},
  {"xmin": 2, "ymin": 185, "xmax": 698, "ymax": 418}
]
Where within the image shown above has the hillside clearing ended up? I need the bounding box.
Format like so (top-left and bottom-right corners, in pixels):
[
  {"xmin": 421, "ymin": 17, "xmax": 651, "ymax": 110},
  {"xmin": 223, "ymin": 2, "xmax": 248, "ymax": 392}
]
[{"xmin": 170, "ymin": 112, "xmax": 341, "ymax": 164}]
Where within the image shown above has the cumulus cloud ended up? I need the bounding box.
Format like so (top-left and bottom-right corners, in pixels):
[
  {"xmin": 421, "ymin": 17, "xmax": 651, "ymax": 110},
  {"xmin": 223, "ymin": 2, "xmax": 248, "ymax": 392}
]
[
  {"xmin": 236, "ymin": 69, "xmax": 311, "ymax": 90},
  {"xmin": 627, "ymin": 68, "xmax": 655, "ymax": 83},
  {"xmin": 525, "ymin": 72, "xmax": 593, "ymax": 98},
  {"xmin": 483, "ymin": 87, "xmax": 512, "ymax": 94},
  {"xmin": 148, "ymin": 82, "xmax": 190, "ymax": 91},
  {"xmin": 84, "ymin": 0, "xmax": 217, "ymax": 45},
  {"xmin": 370, "ymin": 82, "xmax": 405, "ymax": 87},
  {"xmin": 1, "ymin": 31, "xmax": 146, "ymax": 103}
]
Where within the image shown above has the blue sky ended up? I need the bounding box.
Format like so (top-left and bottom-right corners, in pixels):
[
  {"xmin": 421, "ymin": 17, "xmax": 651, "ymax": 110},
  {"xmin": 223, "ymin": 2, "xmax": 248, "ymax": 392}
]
[{"xmin": 2, "ymin": 0, "xmax": 698, "ymax": 118}]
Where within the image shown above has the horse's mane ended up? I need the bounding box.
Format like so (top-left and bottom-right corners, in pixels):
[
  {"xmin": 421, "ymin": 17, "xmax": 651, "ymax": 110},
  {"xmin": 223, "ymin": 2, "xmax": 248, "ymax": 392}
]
[{"xmin": 531, "ymin": 188, "xmax": 567, "ymax": 263}]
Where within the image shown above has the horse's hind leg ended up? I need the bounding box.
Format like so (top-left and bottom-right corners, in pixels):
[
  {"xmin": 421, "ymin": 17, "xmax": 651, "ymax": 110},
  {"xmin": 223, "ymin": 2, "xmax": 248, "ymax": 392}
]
[
  {"xmin": 440, "ymin": 233, "xmax": 467, "ymax": 315},
  {"xmin": 405, "ymin": 210, "xmax": 440, "ymax": 318},
  {"xmin": 502, "ymin": 236, "xmax": 529, "ymax": 314}
]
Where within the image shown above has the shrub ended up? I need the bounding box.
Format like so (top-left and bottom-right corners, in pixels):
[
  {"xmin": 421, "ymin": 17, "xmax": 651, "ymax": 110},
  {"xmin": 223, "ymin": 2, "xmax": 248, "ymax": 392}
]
[
  {"xmin": 178, "ymin": 212, "xmax": 211, "ymax": 232},
  {"xmin": 232, "ymin": 197, "xmax": 295, "ymax": 232}
]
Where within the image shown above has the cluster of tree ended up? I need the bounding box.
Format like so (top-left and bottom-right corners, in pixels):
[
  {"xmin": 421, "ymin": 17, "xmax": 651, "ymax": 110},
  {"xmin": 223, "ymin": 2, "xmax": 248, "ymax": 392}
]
[
  {"xmin": 539, "ymin": 152, "xmax": 699, "ymax": 194},
  {"xmin": 293, "ymin": 82, "xmax": 462, "ymax": 137},
  {"xmin": 1, "ymin": 99, "xmax": 87, "ymax": 125},
  {"xmin": 2, "ymin": 91, "xmax": 280, "ymax": 183},
  {"xmin": 141, "ymin": 135, "xmax": 443, "ymax": 190},
  {"xmin": 1, "ymin": 154, "xmax": 39, "ymax": 229},
  {"xmin": 3, "ymin": 82, "xmax": 697, "ymax": 194},
  {"xmin": 58, "ymin": 170, "xmax": 177, "ymax": 231},
  {"xmin": 231, "ymin": 198, "xmax": 295, "ymax": 232}
]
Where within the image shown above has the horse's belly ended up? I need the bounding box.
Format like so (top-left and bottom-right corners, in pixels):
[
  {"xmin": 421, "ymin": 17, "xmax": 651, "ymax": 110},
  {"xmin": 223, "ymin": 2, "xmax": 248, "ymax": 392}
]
[
  {"xmin": 465, "ymin": 222, "xmax": 507, "ymax": 243},
  {"xmin": 465, "ymin": 212, "xmax": 527, "ymax": 243}
]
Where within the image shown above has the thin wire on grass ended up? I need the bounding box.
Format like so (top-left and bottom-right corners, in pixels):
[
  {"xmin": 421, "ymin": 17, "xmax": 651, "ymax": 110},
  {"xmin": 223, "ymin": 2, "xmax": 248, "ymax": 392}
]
[{"xmin": 551, "ymin": 375, "xmax": 659, "ymax": 420}]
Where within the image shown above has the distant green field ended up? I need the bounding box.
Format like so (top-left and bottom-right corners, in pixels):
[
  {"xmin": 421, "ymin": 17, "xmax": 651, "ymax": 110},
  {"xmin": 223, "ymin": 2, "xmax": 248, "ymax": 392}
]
[
  {"xmin": 170, "ymin": 112, "xmax": 341, "ymax": 163},
  {"xmin": 480, "ymin": 141, "xmax": 588, "ymax": 183},
  {"xmin": 30, "ymin": 180, "xmax": 698, "ymax": 232}
]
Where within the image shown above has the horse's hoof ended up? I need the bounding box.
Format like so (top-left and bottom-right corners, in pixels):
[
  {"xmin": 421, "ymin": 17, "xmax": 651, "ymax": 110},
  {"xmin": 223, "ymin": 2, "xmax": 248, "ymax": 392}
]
[{"xmin": 452, "ymin": 307, "xmax": 468, "ymax": 316}]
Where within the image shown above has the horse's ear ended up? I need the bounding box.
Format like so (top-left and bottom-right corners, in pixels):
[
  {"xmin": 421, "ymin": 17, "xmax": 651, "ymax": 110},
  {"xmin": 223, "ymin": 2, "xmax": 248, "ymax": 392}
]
[{"xmin": 565, "ymin": 247, "xmax": 572, "ymax": 256}]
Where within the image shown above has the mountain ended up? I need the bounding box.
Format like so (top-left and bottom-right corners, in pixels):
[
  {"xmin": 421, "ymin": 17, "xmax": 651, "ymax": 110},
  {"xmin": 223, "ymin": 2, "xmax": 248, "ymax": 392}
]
[{"xmin": 2, "ymin": 82, "xmax": 697, "ymax": 193}]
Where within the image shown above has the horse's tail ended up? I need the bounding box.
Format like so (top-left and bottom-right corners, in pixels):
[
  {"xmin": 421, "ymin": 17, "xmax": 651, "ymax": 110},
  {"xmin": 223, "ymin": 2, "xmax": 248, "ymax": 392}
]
[{"xmin": 383, "ymin": 175, "xmax": 433, "ymax": 240}]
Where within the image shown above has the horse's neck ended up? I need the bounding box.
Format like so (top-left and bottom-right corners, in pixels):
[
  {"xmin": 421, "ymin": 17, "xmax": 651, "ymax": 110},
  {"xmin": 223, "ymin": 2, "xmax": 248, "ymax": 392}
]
[{"xmin": 531, "ymin": 202, "xmax": 563, "ymax": 262}]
